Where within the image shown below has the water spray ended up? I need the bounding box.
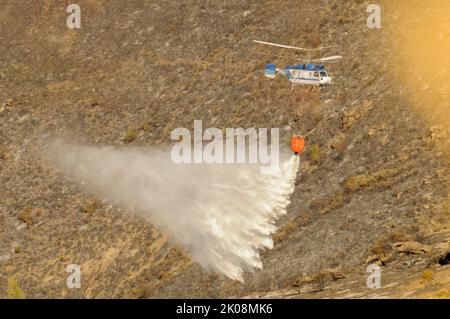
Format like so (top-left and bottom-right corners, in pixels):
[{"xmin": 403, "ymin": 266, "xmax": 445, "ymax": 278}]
[{"xmin": 46, "ymin": 138, "xmax": 302, "ymax": 281}]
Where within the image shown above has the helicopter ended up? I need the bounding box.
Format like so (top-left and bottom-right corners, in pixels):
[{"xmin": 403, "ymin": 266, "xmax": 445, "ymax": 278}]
[{"xmin": 253, "ymin": 40, "xmax": 342, "ymax": 88}]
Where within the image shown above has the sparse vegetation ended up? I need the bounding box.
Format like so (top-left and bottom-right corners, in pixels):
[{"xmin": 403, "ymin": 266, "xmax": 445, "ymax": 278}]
[
  {"xmin": 368, "ymin": 238, "xmax": 390, "ymax": 257},
  {"xmin": 387, "ymin": 230, "xmax": 414, "ymax": 243},
  {"xmin": 315, "ymin": 272, "xmax": 326, "ymax": 292},
  {"xmin": 421, "ymin": 269, "xmax": 435, "ymax": 283},
  {"xmin": 18, "ymin": 207, "xmax": 45, "ymax": 226},
  {"xmin": 337, "ymin": 15, "xmax": 351, "ymax": 25},
  {"xmin": 7, "ymin": 277, "xmax": 25, "ymax": 299},
  {"xmin": 310, "ymin": 144, "xmax": 321, "ymax": 163},
  {"xmin": 82, "ymin": 200, "xmax": 99, "ymax": 215},
  {"xmin": 292, "ymin": 269, "xmax": 344, "ymax": 292},
  {"xmin": 0, "ymin": 0, "xmax": 448, "ymax": 299},
  {"xmin": 368, "ymin": 230, "xmax": 414, "ymax": 258},
  {"xmin": 139, "ymin": 121, "xmax": 153, "ymax": 132},
  {"xmin": 273, "ymin": 214, "xmax": 311, "ymax": 243},
  {"xmin": 342, "ymin": 100, "xmax": 375, "ymax": 131},
  {"xmin": 434, "ymin": 289, "xmax": 450, "ymax": 299},
  {"xmin": 129, "ymin": 287, "xmax": 146, "ymax": 299},
  {"xmin": 18, "ymin": 207, "xmax": 34, "ymax": 226},
  {"xmin": 0, "ymin": 145, "xmax": 7, "ymax": 160},
  {"xmin": 122, "ymin": 130, "xmax": 138, "ymax": 144},
  {"xmin": 344, "ymin": 168, "xmax": 399, "ymax": 192},
  {"xmin": 310, "ymin": 191, "xmax": 346, "ymax": 215}
]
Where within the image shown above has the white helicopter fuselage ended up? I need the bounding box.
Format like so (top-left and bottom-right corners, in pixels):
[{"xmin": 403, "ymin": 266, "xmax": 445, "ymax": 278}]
[
  {"xmin": 265, "ymin": 63, "xmax": 332, "ymax": 87},
  {"xmin": 278, "ymin": 68, "xmax": 332, "ymax": 86}
]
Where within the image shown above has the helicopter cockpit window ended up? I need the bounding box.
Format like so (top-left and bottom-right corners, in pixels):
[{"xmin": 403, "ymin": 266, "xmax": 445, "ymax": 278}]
[{"xmin": 320, "ymin": 71, "xmax": 327, "ymax": 77}]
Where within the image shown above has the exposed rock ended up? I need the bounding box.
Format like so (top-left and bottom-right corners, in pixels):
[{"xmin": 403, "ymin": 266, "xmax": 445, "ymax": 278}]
[
  {"xmin": 393, "ymin": 241, "xmax": 432, "ymax": 254},
  {"xmin": 366, "ymin": 255, "xmax": 386, "ymax": 266}
]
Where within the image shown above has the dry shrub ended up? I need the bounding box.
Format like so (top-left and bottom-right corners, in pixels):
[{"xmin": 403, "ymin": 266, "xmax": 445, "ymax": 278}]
[
  {"xmin": 310, "ymin": 191, "xmax": 346, "ymax": 215},
  {"xmin": 0, "ymin": 145, "xmax": 7, "ymax": 160},
  {"xmin": 122, "ymin": 130, "xmax": 138, "ymax": 144},
  {"xmin": 344, "ymin": 168, "xmax": 399, "ymax": 192},
  {"xmin": 421, "ymin": 269, "xmax": 435, "ymax": 283},
  {"xmin": 273, "ymin": 214, "xmax": 311, "ymax": 243},
  {"xmin": 368, "ymin": 238, "xmax": 390, "ymax": 257},
  {"xmin": 387, "ymin": 230, "xmax": 414, "ymax": 243},
  {"xmin": 7, "ymin": 277, "xmax": 25, "ymax": 299},
  {"xmin": 82, "ymin": 200, "xmax": 99, "ymax": 215},
  {"xmin": 310, "ymin": 144, "xmax": 321, "ymax": 163},
  {"xmin": 18, "ymin": 207, "xmax": 45, "ymax": 226}
]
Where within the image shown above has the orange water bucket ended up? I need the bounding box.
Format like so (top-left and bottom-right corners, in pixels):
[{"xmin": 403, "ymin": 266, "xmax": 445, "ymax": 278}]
[{"xmin": 291, "ymin": 135, "xmax": 305, "ymax": 155}]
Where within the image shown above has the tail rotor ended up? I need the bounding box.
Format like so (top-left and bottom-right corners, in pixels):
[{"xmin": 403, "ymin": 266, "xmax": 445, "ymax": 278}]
[{"xmin": 264, "ymin": 64, "xmax": 276, "ymax": 79}]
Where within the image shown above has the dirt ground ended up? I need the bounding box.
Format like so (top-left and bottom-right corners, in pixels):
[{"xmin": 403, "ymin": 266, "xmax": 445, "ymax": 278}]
[{"xmin": 0, "ymin": 0, "xmax": 449, "ymax": 298}]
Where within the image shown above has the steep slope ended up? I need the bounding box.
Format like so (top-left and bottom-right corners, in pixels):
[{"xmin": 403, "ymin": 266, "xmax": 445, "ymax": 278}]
[{"xmin": 0, "ymin": 0, "xmax": 448, "ymax": 298}]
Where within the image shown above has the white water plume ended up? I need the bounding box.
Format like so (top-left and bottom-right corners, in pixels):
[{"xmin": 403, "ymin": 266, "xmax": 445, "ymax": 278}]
[{"xmin": 46, "ymin": 139, "xmax": 299, "ymax": 281}]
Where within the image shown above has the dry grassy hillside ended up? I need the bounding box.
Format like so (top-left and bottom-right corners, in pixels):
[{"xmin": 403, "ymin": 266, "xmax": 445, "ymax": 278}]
[{"xmin": 0, "ymin": 0, "xmax": 449, "ymax": 298}]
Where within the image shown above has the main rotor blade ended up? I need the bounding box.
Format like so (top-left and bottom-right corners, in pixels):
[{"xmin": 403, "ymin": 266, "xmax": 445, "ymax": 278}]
[
  {"xmin": 312, "ymin": 55, "xmax": 343, "ymax": 62},
  {"xmin": 255, "ymin": 52, "xmax": 342, "ymax": 63},
  {"xmin": 253, "ymin": 40, "xmax": 321, "ymax": 51}
]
